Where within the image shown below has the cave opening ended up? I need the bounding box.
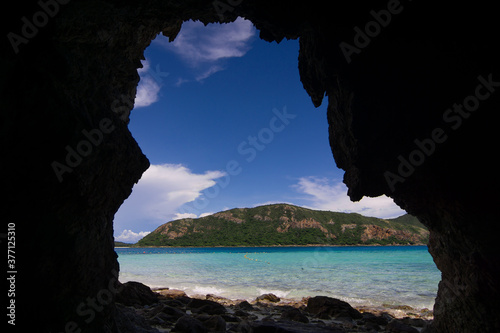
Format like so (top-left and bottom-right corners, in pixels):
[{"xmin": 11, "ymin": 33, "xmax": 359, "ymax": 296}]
[
  {"xmin": 113, "ymin": 17, "xmax": 439, "ymax": 315},
  {"xmin": 115, "ymin": 18, "xmax": 335, "ymax": 241},
  {"xmin": 4, "ymin": 1, "xmax": 499, "ymax": 331}
]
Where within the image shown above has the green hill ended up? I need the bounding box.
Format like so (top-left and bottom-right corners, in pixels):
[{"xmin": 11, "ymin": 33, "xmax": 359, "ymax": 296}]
[{"xmin": 136, "ymin": 204, "xmax": 429, "ymax": 247}]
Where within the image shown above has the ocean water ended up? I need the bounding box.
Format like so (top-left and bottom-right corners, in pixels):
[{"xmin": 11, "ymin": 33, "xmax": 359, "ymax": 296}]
[{"xmin": 116, "ymin": 246, "xmax": 440, "ymax": 310}]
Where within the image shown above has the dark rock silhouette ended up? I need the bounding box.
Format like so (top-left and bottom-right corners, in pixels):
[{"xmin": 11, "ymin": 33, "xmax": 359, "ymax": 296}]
[{"xmin": 2, "ymin": 0, "xmax": 499, "ymax": 332}]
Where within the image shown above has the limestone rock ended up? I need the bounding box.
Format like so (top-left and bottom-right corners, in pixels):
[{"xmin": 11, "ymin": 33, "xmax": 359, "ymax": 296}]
[
  {"xmin": 256, "ymin": 293, "xmax": 281, "ymax": 303},
  {"xmin": 280, "ymin": 307, "xmax": 310, "ymax": 323},
  {"xmin": 236, "ymin": 300, "xmax": 255, "ymax": 311},
  {"xmin": 174, "ymin": 315, "xmax": 207, "ymax": 333},
  {"xmin": 188, "ymin": 298, "xmax": 227, "ymax": 315},
  {"xmin": 160, "ymin": 305, "xmax": 186, "ymax": 321},
  {"xmin": 3, "ymin": 1, "xmax": 500, "ymax": 332},
  {"xmin": 250, "ymin": 319, "xmax": 343, "ymax": 333},
  {"xmin": 200, "ymin": 314, "xmax": 226, "ymax": 332},
  {"xmin": 306, "ymin": 296, "xmax": 362, "ymax": 319},
  {"xmin": 156, "ymin": 288, "xmax": 187, "ymax": 299},
  {"xmin": 386, "ymin": 319, "xmax": 419, "ymax": 333},
  {"xmin": 114, "ymin": 304, "xmax": 160, "ymax": 333},
  {"xmin": 115, "ymin": 281, "xmax": 159, "ymax": 307}
]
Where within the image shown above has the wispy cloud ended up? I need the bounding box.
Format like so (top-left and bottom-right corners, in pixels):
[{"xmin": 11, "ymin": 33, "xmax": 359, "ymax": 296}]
[
  {"xmin": 115, "ymin": 230, "xmax": 151, "ymax": 243},
  {"xmin": 172, "ymin": 211, "xmax": 215, "ymax": 220},
  {"xmin": 293, "ymin": 176, "xmax": 406, "ymax": 219},
  {"xmin": 195, "ymin": 65, "xmax": 224, "ymax": 82},
  {"xmin": 173, "ymin": 212, "xmax": 198, "ymax": 220},
  {"xmin": 135, "ymin": 76, "xmax": 161, "ymax": 107},
  {"xmin": 114, "ymin": 164, "xmax": 226, "ymax": 236},
  {"xmin": 155, "ymin": 17, "xmax": 256, "ymax": 83},
  {"xmin": 134, "ymin": 60, "xmax": 162, "ymax": 108}
]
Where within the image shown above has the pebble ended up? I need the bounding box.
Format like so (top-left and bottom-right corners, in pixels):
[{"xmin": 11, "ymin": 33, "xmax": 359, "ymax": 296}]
[{"xmin": 115, "ymin": 283, "xmax": 433, "ymax": 333}]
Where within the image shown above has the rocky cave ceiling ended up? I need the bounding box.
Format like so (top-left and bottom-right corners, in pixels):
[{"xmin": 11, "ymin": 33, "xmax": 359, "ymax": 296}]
[{"xmin": 2, "ymin": 0, "xmax": 499, "ymax": 332}]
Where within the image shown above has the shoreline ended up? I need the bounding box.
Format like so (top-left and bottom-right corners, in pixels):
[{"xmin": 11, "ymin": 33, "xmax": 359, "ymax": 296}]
[
  {"xmin": 116, "ymin": 281, "xmax": 433, "ymax": 332},
  {"xmin": 115, "ymin": 244, "xmax": 428, "ymax": 249},
  {"xmin": 154, "ymin": 287, "xmax": 434, "ymax": 320},
  {"xmin": 116, "ymin": 245, "xmax": 438, "ymax": 315}
]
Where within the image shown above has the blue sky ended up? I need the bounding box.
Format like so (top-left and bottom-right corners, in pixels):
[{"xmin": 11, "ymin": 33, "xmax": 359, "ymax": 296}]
[{"xmin": 114, "ymin": 18, "xmax": 405, "ymax": 243}]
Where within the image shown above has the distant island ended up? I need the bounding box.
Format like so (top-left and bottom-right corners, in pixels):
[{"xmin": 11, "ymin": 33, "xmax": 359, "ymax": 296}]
[
  {"xmin": 114, "ymin": 241, "xmax": 134, "ymax": 247},
  {"xmin": 133, "ymin": 204, "xmax": 429, "ymax": 247}
]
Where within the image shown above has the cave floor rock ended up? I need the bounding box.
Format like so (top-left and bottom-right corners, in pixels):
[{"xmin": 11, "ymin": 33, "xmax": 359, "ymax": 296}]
[{"xmin": 115, "ymin": 283, "xmax": 432, "ymax": 333}]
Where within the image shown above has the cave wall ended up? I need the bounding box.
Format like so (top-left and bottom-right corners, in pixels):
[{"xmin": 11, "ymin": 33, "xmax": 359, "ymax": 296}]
[
  {"xmin": 2, "ymin": 0, "xmax": 499, "ymax": 332},
  {"xmin": 298, "ymin": 3, "xmax": 500, "ymax": 331}
]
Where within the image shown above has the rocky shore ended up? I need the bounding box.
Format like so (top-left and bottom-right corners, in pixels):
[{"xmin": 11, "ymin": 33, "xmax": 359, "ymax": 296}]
[{"xmin": 114, "ymin": 281, "xmax": 433, "ymax": 333}]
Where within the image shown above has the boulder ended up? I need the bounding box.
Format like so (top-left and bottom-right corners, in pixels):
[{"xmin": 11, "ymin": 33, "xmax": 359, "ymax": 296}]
[
  {"xmin": 161, "ymin": 304, "xmax": 186, "ymax": 320},
  {"xmin": 237, "ymin": 300, "xmax": 255, "ymax": 310},
  {"xmin": 114, "ymin": 303, "xmax": 160, "ymax": 333},
  {"xmin": 174, "ymin": 315, "xmax": 207, "ymax": 333},
  {"xmin": 115, "ymin": 281, "xmax": 159, "ymax": 307},
  {"xmin": 280, "ymin": 307, "xmax": 310, "ymax": 323},
  {"xmin": 250, "ymin": 319, "xmax": 344, "ymax": 333},
  {"xmin": 206, "ymin": 294, "xmax": 231, "ymax": 304},
  {"xmin": 386, "ymin": 319, "xmax": 419, "ymax": 333},
  {"xmin": 233, "ymin": 309, "xmax": 251, "ymax": 318},
  {"xmin": 156, "ymin": 288, "xmax": 187, "ymax": 299},
  {"xmin": 188, "ymin": 298, "xmax": 226, "ymax": 315},
  {"xmin": 305, "ymin": 296, "xmax": 362, "ymax": 319},
  {"xmin": 400, "ymin": 317, "xmax": 427, "ymax": 327},
  {"xmin": 256, "ymin": 293, "xmax": 281, "ymax": 303},
  {"xmin": 362, "ymin": 312, "xmax": 389, "ymax": 326},
  {"xmin": 222, "ymin": 313, "xmax": 241, "ymax": 323},
  {"xmin": 201, "ymin": 315, "xmax": 226, "ymax": 332}
]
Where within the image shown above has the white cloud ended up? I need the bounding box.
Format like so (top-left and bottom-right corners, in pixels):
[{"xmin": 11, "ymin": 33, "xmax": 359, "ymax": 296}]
[
  {"xmin": 134, "ymin": 60, "xmax": 162, "ymax": 108},
  {"xmin": 155, "ymin": 17, "xmax": 256, "ymax": 81},
  {"xmin": 251, "ymin": 201, "xmax": 296, "ymax": 208},
  {"xmin": 135, "ymin": 76, "xmax": 161, "ymax": 107},
  {"xmin": 173, "ymin": 212, "xmax": 198, "ymax": 220},
  {"xmin": 172, "ymin": 211, "xmax": 215, "ymax": 221},
  {"xmin": 137, "ymin": 58, "xmax": 151, "ymax": 74},
  {"xmin": 114, "ymin": 164, "xmax": 226, "ymax": 235},
  {"xmin": 115, "ymin": 230, "xmax": 151, "ymax": 243},
  {"xmin": 169, "ymin": 17, "xmax": 255, "ymax": 64},
  {"xmin": 199, "ymin": 212, "xmax": 215, "ymax": 218},
  {"xmin": 293, "ymin": 177, "xmax": 406, "ymax": 219}
]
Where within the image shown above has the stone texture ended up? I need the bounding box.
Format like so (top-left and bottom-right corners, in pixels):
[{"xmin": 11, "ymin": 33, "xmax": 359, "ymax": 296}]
[
  {"xmin": 250, "ymin": 320, "xmax": 343, "ymax": 333},
  {"xmin": 114, "ymin": 304, "xmax": 160, "ymax": 333},
  {"xmin": 156, "ymin": 288, "xmax": 188, "ymax": 299},
  {"xmin": 115, "ymin": 281, "xmax": 159, "ymax": 307},
  {"xmin": 2, "ymin": 1, "xmax": 499, "ymax": 332},
  {"xmin": 386, "ymin": 319, "xmax": 419, "ymax": 333},
  {"xmin": 256, "ymin": 293, "xmax": 281, "ymax": 303},
  {"xmin": 174, "ymin": 315, "xmax": 207, "ymax": 333},
  {"xmin": 280, "ymin": 307, "xmax": 310, "ymax": 323},
  {"xmin": 112, "ymin": 283, "xmax": 432, "ymax": 332},
  {"xmin": 306, "ymin": 296, "xmax": 362, "ymax": 319},
  {"xmin": 188, "ymin": 298, "xmax": 227, "ymax": 315}
]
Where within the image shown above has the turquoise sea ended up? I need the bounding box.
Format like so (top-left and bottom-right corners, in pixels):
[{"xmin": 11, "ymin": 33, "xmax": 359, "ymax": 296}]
[{"xmin": 116, "ymin": 245, "xmax": 440, "ymax": 310}]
